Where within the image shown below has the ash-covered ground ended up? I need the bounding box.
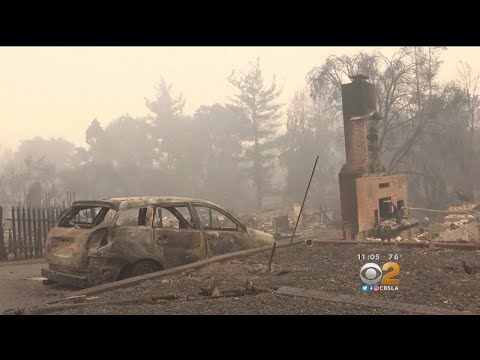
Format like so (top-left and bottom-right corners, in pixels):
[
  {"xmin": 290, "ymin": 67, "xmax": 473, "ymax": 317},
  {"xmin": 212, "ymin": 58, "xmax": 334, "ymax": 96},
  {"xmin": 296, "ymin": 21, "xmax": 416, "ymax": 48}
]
[{"xmin": 48, "ymin": 242, "xmax": 480, "ymax": 315}]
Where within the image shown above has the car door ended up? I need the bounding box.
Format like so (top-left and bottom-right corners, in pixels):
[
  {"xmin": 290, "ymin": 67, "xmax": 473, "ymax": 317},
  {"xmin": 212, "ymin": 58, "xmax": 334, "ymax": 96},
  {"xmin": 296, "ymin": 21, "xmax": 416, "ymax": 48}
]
[
  {"xmin": 152, "ymin": 203, "xmax": 207, "ymax": 268},
  {"xmin": 107, "ymin": 206, "xmax": 156, "ymax": 262},
  {"xmin": 192, "ymin": 204, "xmax": 251, "ymax": 257}
]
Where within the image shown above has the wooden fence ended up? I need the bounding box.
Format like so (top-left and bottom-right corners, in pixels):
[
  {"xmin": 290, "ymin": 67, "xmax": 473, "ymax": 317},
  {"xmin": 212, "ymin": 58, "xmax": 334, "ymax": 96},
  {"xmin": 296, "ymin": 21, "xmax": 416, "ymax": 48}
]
[{"xmin": 0, "ymin": 206, "xmax": 65, "ymax": 261}]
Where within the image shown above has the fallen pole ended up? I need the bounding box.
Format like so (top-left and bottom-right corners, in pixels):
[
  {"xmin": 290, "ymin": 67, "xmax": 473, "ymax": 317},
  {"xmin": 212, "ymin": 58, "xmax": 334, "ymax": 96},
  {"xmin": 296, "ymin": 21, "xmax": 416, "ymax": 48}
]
[
  {"xmin": 291, "ymin": 156, "xmax": 319, "ymax": 245},
  {"xmin": 17, "ymin": 287, "xmax": 276, "ymax": 315},
  {"xmin": 405, "ymin": 207, "xmax": 474, "ymax": 214}
]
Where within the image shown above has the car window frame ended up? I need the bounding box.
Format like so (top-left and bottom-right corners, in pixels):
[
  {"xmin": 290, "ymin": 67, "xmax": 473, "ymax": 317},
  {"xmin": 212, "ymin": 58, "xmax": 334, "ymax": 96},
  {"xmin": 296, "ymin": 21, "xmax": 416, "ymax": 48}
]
[
  {"xmin": 113, "ymin": 206, "xmax": 153, "ymax": 228},
  {"xmin": 58, "ymin": 205, "xmax": 112, "ymax": 229},
  {"xmin": 191, "ymin": 203, "xmax": 245, "ymax": 232},
  {"xmin": 152, "ymin": 203, "xmax": 196, "ymax": 230}
]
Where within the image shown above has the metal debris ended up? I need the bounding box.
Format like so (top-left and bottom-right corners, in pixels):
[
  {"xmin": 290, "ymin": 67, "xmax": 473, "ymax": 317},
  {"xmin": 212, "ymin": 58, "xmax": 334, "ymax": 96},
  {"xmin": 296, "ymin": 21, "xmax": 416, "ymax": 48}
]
[
  {"xmin": 200, "ymin": 285, "xmax": 221, "ymax": 297},
  {"xmin": 462, "ymin": 260, "xmax": 479, "ymax": 275},
  {"xmin": 21, "ymin": 277, "xmax": 49, "ymax": 281}
]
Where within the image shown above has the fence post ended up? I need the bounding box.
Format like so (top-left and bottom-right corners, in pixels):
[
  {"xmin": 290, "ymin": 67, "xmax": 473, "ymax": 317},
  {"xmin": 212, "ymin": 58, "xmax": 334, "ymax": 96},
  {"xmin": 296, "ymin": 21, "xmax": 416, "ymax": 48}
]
[
  {"xmin": 42, "ymin": 208, "xmax": 47, "ymax": 246},
  {"xmin": 32, "ymin": 208, "xmax": 38, "ymax": 257},
  {"xmin": 22, "ymin": 208, "xmax": 27, "ymax": 259},
  {"xmin": 11, "ymin": 207, "xmax": 17, "ymax": 259},
  {"xmin": 0, "ymin": 206, "xmax": 6, "ymax": 260},
  {"xmin": 37, "ymin": 208, "xmax": 43, "ymax": 257},
  {"xmin": 27, "ymin": 208, "xmax": 33, "ymax": 259},
  {"xmin": 48, "ymin": 208, "xmax": 53, "ymax": 232},
  {"xmin": 46, "ymin": 208, "xmax": 50, "ymax": 232},
  {"xmin": 17, "ymin": 207, "xmax": 22, "ymax": 258}
]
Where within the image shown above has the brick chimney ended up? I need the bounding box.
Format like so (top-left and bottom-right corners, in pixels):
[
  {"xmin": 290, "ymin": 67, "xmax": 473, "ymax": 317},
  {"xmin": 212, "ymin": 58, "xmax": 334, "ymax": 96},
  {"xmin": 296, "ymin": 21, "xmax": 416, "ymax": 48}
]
[
  {"xmin": 338, "ymin": 75, "xmax": 409, "ymax": 240},
  {"xmin": 340, "ymin": 74, "xmax": 381, "ymax": 174},
  {"xmin": 339, "ymin": 74, "xmax": 382, "ymax": 239}
]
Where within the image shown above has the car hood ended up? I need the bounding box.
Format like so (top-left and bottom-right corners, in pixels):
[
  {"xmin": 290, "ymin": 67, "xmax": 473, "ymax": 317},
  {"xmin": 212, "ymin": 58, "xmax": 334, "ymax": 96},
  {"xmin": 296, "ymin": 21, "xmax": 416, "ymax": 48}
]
[{"xmin": 246, "ymin": 228, "xmax": 275, "ymax": 244}]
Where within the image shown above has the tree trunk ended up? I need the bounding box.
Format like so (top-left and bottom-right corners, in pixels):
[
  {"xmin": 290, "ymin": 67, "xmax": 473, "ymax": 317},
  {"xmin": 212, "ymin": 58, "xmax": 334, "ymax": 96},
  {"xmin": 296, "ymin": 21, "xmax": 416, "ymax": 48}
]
[
  {"xmin": 252, "ymin": 106, "xmax": 263, "ymax": 209},
  {"xmin": 428, "ymin": 47, "xmax": 432, "ymax": 100},
  {"xmin": 466, "ymin": 125, "xmax": 475, "ymax": 197},
  {"xmin": 414, "ymin": 47, "xmax": 422, "ymax": 112}
]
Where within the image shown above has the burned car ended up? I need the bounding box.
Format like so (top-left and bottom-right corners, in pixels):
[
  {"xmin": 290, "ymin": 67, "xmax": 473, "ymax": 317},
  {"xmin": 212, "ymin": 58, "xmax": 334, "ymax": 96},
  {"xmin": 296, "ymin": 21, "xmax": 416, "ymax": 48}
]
[{"xmin": 41, "ymin": 197, "xmax": 275, "ymax": 287}]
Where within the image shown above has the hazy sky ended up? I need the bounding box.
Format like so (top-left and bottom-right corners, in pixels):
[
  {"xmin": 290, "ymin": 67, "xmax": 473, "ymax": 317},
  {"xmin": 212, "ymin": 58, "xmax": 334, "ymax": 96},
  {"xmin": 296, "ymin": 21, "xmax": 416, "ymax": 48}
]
[{"xmin": 1, "ymin": 47, "xmax": 479, "ymax": 152}]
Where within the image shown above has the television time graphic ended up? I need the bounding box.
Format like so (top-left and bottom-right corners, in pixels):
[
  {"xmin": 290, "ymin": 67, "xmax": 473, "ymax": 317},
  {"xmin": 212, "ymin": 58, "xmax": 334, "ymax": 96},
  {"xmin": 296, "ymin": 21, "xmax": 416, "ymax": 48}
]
[{"xmin": 360, "ymin": 262, "xmax": 400, "ymax": 292}]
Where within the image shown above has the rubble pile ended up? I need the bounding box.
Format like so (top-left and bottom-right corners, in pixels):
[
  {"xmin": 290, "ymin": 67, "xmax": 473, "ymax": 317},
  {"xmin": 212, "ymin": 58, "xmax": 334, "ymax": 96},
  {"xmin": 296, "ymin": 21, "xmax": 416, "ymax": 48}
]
[
  {"xmin": 238, "ymin": 207, "xmax": 337, "ymax": 235},
  {"xmin": 443, "ymin": 203, "xmax": 477, "ymax": 228},
  {"xmin": 430, "ymin": 203, "xmax": 479, "ymax": 243},
  {"xmin": 411, "ymin": 232, "xmax": 429, "ymax": 242},
  {"xmin": 238, "ymin": 214, "xmax": 275, "ymax": 233},
  {"xmin": 365, "ymin": 230, "xmax": 427, "ymax": 243},
  {"xmin": 366, "ymin": 202, "xmax": 480, "ymax": 243},
  {"xmin": 367, "ymin": 218, "xmax": 419, "ymax": 240},
  {"xmin": 380, "ymin": 218, "xmax": 418, "ymax": 232}
]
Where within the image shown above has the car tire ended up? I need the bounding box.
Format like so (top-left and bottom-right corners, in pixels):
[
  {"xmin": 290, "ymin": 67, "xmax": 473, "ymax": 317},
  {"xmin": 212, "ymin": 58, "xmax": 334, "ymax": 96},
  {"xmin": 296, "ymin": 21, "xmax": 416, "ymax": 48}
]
[{"xmin": 128, "ymin": 260, "xmax": 162, "ymax": 278}]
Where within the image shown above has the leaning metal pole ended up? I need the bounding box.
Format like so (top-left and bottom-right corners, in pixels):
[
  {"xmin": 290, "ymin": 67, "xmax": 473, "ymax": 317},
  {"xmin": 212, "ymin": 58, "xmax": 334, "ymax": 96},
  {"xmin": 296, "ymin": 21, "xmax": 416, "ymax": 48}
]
[{"xmin": 290, "ymin": 156, "xmax": 319, "ymax": 245}]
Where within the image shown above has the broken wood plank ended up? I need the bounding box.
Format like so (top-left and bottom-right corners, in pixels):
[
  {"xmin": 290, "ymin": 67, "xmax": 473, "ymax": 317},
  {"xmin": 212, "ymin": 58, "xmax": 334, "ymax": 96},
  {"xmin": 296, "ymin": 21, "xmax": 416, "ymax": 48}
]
[
  {"xmin": 18, "ymin": 297, "xmax": 164, "ymax": 315},
  {"xmin": 275, "ymin": 286, "xmax": 474, "ymax": 315},
  {"xmin": 265, "ymin": 242, "xmax": 276, "ymax": 274},
  {"xmin": 47, "ymin": 295, "xmax": 87, "ymax": 304},
  {"xmin": 21, "ymin": 277, "xmax": 48, "ymax": 281},
  {"xmin": 20, "ymin": 288, "xmax": 272, "ymax": 315},
  {"xmin": 19, "ymin": 295, "xmax": 166, "ymax": 315},
  {"xmin": 17, "ymin": 283, "xmax": 278, "ymax": 315}
]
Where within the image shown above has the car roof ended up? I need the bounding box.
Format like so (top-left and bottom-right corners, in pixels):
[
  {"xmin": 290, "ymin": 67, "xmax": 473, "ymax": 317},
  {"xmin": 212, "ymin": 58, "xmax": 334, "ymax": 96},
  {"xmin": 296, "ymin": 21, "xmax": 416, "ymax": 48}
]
[{"xmin": 72, "ymin": 197, "xmax": 223, "ymax": 211}]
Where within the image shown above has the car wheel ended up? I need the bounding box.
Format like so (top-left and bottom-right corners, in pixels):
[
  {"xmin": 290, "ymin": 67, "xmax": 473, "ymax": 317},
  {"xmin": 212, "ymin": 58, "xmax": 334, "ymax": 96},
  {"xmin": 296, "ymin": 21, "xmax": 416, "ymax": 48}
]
[{"xmin": 128, "ymin": 260, "xmax": 162, "ymax": 277}]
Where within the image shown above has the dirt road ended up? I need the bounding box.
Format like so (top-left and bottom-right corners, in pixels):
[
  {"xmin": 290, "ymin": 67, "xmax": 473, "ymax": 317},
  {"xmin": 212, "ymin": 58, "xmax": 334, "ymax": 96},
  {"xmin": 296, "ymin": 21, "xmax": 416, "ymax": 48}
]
[{"xmin": 0, "ymin": 260, "xmax": 69, "ymax": 312}]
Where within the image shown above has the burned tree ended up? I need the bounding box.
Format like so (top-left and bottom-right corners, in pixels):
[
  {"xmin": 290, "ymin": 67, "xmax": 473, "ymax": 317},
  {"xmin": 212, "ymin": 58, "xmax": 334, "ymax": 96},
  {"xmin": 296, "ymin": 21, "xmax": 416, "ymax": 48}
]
[
  {"xmin": 278, "ymin": 91, "xmax": 341, "ymax": 208},
  {"xmin": 307, "ymin": 47, "xmax": 454, "ymax": 208}
]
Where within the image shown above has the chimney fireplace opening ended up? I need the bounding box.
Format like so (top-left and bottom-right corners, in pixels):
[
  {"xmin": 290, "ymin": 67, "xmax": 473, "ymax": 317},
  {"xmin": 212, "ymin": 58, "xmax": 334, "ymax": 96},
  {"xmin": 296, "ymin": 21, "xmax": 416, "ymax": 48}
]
[
  {"xmin": 397, "ymin": 200, "xmax": 405, "ymax": 216},
  {"xmin": 379, "ymin": 197, "xmax": 393, "ymax": 220}
]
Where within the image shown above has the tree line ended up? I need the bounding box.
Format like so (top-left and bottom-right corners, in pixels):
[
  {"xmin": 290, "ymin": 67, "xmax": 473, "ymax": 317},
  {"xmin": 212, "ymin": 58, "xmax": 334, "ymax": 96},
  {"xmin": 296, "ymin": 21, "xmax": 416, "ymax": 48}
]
[{"xmin": 1, "ymin": 48, "xmax": 479, "ymax": 214}]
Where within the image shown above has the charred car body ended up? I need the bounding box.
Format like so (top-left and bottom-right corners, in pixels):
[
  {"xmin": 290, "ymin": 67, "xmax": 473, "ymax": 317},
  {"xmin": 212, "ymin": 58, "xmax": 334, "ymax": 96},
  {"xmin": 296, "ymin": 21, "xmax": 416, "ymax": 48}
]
[{"xmin": 41, "ymin": 197, "xmax": 274, "ymax": 287}]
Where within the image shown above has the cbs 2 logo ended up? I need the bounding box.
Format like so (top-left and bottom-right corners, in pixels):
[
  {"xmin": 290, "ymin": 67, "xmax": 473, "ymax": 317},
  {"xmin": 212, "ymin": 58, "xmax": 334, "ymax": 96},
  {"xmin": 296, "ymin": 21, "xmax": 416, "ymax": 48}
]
[{"xmin": 359, "ymin": 262, "xmax": 400, "ymax": 285}]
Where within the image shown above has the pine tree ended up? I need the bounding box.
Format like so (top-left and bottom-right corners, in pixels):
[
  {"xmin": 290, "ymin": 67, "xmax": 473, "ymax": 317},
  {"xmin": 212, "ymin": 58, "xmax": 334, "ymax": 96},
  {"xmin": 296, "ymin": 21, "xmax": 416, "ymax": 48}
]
[{"xmin": 228, "ymin": 59, "xmax": 282, "ymax": 208}]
